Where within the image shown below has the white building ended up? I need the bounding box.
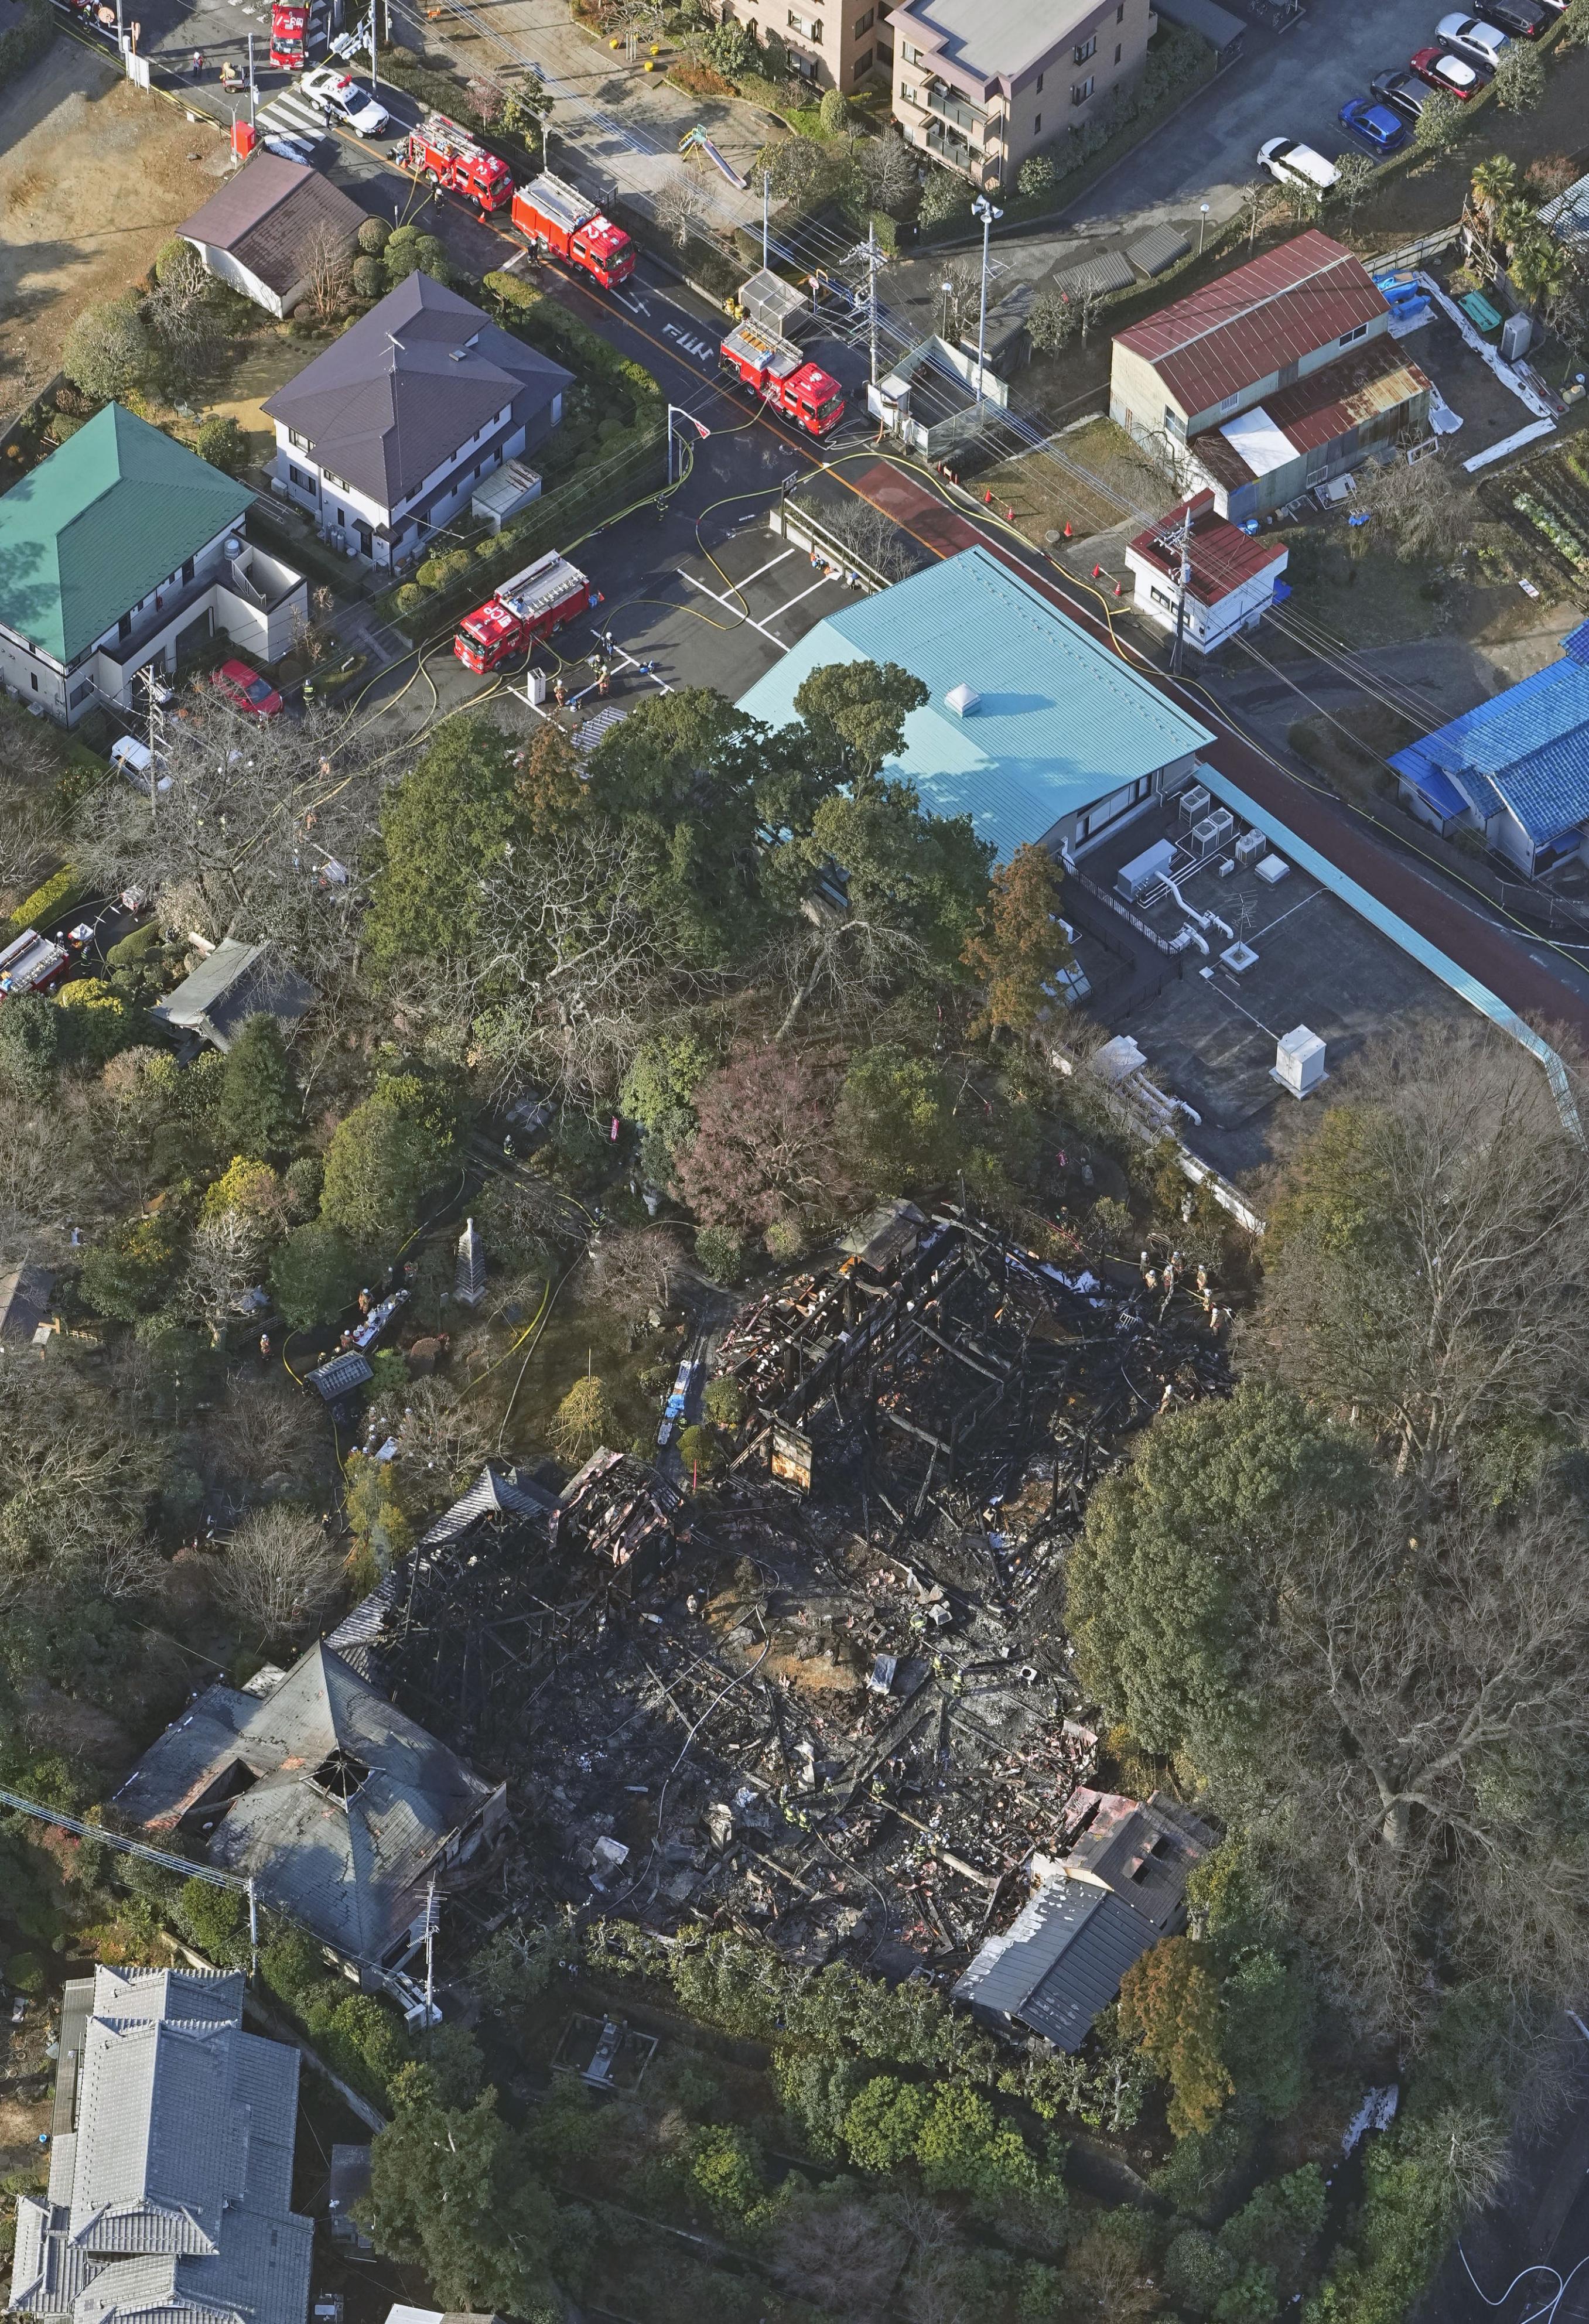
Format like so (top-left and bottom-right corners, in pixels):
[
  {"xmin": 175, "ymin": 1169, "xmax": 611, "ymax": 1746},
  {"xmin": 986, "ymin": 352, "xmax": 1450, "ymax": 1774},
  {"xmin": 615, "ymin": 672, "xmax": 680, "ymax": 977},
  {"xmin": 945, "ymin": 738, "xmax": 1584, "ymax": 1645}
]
[
  {"xmin": 1123, "ymin": 490, "xmax": 1288, "ymax": 656},
  {"xmin": 261, "ymin": 272, "xmax": 573, "ymax": 568},
  {"xmin": 0, "ymin": 402, "xmax": 307, "ymax": 728}
]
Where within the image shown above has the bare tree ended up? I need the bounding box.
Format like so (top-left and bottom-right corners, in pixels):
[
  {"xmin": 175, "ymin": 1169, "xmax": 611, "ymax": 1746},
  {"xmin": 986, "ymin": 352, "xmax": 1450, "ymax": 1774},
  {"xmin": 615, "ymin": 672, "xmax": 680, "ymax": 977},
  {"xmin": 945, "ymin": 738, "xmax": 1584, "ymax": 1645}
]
[
  {"xmin": 1214, "ymin": 1491, "xmax": 1589, "ymax": 2051},
  {"xmin": 791, "ymin": 490, "xmax": 914, "ymax": 583},
  {"xmin": 768, "ymin": 2190, "xmax": 908, "ymax": 2316},
  {"xmin": 856, "ymin": 129, "xmax": 916, "ymax": 217},
  {"xmin": 771, "ymin": 905, "xmax": 929, "ymax": 1042},
  {"xmin": 210, "ymin": 1503, "xmax": 341, "ymax": 1642},
  {"xmin": 181, "ymin": 1209, "xmax": 267, "ymax": 1342},
  {"xmin": 938, "ymin": 261, "xmax": 982, "ymax": 344},
  {"xmin": 300, "ymin": 221, "xmax": 353, "ymax": 324},
  {"xmin": 583, "ymin": 1222, "xmax": 685, "ymax": 1329},
  {"xmin": 394, "ymin": 1378, "xmax": 494, "ymax": 1497},
  {"xmin": 0, "ymin": 1371, "xmax": 157, "ymax": 1576},
  {"xmin": 469, "ymin": 824, "xmax": 688, "ymax": 1101},
  {"xmin": 1351, "ymin": 450, "xmax": 1471, "ymax": 560},
  {"xmin": 655, "ymin": 166, "xmax": 715, "ymax": 250},
  {"xmin": 1252, "ymin": 1023, "xmax": 1589, "ymax": 1484},
  {"xmin": 73, "ymin": 691, "xmax": 379, "ymax": 979}
]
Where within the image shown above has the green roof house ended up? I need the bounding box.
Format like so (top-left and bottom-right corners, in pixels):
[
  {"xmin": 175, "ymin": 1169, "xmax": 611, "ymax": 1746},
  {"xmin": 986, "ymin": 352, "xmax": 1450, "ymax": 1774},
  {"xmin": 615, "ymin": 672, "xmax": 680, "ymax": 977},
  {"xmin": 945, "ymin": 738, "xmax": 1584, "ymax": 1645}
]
[{"xmin": 0, "ymin": 402, "xmax": 307, "ymax": 727}]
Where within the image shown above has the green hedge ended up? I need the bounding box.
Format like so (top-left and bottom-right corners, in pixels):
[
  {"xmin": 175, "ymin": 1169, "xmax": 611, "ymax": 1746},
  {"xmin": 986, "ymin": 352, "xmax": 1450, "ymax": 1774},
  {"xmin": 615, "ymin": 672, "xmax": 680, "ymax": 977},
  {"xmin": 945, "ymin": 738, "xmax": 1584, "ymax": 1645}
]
[
  {"xmin": 483, "ymin": 273, "xmax": 661, "ymax": 411},
  {"xmin": 0, "ymin": 0, "xmax": 53, "ymax": 87},
  {"xmin": 8, "ymin": 866, "xmax": 83, "ymax": 940}
]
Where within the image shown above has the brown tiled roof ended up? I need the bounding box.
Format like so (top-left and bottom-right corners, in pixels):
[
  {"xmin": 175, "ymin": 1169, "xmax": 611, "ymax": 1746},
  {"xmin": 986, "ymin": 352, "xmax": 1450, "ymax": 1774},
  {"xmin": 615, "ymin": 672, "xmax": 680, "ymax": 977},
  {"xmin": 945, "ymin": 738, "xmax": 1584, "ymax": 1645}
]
[
  {"xmin": 181, "ymin": 157, "xmax": 364, "ymax": 298},
  {"xmin": 1127, "ymin": 490, "xmax": 1287, "ymax": 606},
  {"xmin": 1191, "ymin": 337, "xmax": 1430, "ymax": 493},
  {"xmin": 1114, "ymin": 229, "xmax": 1390, "ymax": 418}
]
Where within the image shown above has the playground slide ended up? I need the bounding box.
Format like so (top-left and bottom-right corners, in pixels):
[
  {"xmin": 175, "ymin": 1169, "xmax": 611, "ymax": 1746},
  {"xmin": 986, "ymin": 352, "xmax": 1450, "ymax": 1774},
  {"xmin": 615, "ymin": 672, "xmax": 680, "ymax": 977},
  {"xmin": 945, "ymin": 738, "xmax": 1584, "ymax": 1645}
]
[{"xmin": 679, "ymin": 124, "xmax": 748, "ymax": 187}]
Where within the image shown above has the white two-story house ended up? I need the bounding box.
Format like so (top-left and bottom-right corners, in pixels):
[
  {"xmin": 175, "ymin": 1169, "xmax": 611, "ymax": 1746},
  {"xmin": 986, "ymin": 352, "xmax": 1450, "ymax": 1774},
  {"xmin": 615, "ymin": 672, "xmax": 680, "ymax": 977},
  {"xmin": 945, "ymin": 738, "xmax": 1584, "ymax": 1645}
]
[{"xmin": 262, "ymin": 272, "xmax": 573, "ymax": 569}]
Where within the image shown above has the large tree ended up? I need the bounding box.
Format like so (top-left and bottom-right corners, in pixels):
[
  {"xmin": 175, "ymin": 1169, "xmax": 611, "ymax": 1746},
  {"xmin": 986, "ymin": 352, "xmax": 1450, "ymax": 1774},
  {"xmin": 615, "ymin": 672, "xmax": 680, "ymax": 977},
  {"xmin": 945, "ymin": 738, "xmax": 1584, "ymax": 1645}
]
[
  {"xmin": 1252, "ymin": 1026, "xmax": 1589, "ymax": 1486},
  {"xmin": 962, "ymin": 841, "xmax": 1072, "ymax": 1037},
  {"xmin": 672, "ymin": 1041, "xmax": 849, "ymax": 1234},
  {"xmin": 319, "ymin": 1075, "xmax": 458, "ymax": 1253},
  {"xmin": 361, "ymin": 2083, "xmax": 558, "ymax": 2313},
  {"xmin": 364, "ymin": 718, "xmax": 522, "ymax": 973}
]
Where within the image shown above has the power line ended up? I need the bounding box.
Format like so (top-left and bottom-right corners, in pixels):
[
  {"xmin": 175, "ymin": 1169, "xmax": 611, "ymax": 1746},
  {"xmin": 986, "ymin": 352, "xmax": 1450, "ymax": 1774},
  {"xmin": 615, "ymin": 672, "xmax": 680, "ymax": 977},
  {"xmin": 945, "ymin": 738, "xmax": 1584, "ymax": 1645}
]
[{"xmin": 0, "ymin": 1786, "xmax": 259, "ymax": 1972}]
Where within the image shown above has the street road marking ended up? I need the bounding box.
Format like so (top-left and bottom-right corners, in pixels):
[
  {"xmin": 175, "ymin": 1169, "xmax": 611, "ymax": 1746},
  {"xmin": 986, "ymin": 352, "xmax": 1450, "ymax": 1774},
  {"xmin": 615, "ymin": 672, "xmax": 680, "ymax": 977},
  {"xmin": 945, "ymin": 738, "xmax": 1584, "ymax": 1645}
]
[
  {"xmin": 597, "ymin": 636, "xmax": 672, "ymax": 695},
  {"xmin": 662, "ymin": 320, "xmax": 716, "ymax": 363},
  {"xmin": 610, "ymin": 288, "xmax": 651, "ymax": 317}
]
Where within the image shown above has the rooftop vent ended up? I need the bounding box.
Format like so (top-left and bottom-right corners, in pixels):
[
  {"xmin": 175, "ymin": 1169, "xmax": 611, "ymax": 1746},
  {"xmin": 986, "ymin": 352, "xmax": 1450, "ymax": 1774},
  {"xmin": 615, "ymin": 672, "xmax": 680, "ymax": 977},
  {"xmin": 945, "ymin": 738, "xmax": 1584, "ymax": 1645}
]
[{"xmin": 945, "ymin": 683, "xmax": 980, "ymax": 718}]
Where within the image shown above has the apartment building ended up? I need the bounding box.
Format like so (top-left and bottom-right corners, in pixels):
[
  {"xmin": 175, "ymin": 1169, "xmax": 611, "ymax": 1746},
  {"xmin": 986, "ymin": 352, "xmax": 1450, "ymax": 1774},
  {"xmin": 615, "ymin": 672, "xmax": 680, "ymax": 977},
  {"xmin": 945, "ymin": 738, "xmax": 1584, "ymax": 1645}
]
[
  {"xmin": 887, "ymin": 0, "xmax": 1150, "ymax": 192},
  {"xmin": 717, "ymin": 0, "xmax": 890, "ymax": 92}
]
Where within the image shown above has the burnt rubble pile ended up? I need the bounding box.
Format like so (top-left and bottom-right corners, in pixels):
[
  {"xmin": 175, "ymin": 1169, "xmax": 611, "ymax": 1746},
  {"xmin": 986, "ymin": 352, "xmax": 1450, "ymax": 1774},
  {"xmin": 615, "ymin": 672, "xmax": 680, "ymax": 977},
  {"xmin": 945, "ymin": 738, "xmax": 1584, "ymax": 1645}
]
[{"xmin": 445, "ymin": 1207, "xmax": 1232, "ymax": 1978}]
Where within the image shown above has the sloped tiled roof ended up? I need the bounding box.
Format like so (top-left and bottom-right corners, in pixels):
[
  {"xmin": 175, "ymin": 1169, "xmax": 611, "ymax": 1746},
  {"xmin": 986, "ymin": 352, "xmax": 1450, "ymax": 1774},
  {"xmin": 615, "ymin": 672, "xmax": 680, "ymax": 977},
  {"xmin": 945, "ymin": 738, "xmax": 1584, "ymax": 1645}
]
[
  {"xmin": 181, "ymin": 156, "xmax": 364, "ymax": 299},
  {"xmin": 118, "ymin": 1642, "xmax": 501, "ymax": 1972},
  {"xmin": 261, "ymin": 272, "xmax": 572, "ymax": 512},
  {"xmin": 954, "ymin": 1877, "xmax": 1159, "ymax": 2052},
  {"xmin": 1127, "ymin": 490, "xmax": 1287, "ymax": 609},
  {"xmin": 12, "ymin": 1971, "xmax": 309, "ymax": 2324},
  {"xmin": 1391, "ymin": 652, "xmax": 1589, "ymax": 847},
  {"xmin": 0, "ymin": 404, "xmax": 252, "ymax": 664},
  {"xmin": 1115, "ymin": 229, "xmax": 1389, "ymax": 419}
]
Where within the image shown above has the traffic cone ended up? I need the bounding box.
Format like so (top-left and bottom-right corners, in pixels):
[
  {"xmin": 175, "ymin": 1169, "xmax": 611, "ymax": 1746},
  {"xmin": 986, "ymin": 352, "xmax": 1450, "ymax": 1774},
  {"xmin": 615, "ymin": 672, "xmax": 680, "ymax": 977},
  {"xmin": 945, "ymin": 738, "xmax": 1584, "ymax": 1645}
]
[
  {"xmin": 1006, "ymin": 507, "xmax": 1015, "ymax": 523},
  {"xmin": 1092, "ymin": 564, "xmax": 1103, "ymax": 580},
  {"xmin": 1113, "ymin": 580, "xmax": 1123, "ymax": 597},
  {"xmin": 984, "ymin": 488, "xmax": 993, "ymax": 504},
  {"xmin": 1063, "ymin": 521, "xmax": 1073, "ymax": 538}
]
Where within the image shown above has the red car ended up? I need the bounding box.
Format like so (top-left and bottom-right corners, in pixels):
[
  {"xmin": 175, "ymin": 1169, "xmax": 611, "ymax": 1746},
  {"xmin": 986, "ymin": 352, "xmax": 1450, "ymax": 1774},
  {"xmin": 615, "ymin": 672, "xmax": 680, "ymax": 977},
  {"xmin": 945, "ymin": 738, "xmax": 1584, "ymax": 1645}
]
[
  {"xmin": 1409, "ymin": 43, "xmax": 1487, "ymax": 94},
  {"xmin": 212, "ymin": 659, "xmax": 283, "ymax": 717}
]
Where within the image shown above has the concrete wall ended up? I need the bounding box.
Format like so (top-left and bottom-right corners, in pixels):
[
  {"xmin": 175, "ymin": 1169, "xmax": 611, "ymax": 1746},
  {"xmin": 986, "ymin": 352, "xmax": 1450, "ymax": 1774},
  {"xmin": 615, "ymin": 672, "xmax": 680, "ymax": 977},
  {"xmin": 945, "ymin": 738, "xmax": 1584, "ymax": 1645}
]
[{"xmin": 186, "ymin": 236, "xmax": 291, "ymax": 321}]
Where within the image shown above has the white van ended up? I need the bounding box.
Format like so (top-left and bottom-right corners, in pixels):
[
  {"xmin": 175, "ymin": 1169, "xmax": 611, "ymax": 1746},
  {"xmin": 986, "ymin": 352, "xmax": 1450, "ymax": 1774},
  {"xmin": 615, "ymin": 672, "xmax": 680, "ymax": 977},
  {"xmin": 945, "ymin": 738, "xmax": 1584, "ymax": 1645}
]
[
  {"xmin": 1257, "ymin": 138, "xmax": 1340, "ymax": 194},
  {"xmin": 109, "ymin": 734, "xmax": 171, "ymax": 797}
]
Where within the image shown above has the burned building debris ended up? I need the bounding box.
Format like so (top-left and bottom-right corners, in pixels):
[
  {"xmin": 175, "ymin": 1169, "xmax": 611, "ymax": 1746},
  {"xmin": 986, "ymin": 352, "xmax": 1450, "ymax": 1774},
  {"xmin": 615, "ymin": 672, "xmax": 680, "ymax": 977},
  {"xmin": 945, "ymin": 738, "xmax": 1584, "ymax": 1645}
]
[{"xmin": 357, "ymin": 1207, "xmax": 1234, "ymax": 2000}]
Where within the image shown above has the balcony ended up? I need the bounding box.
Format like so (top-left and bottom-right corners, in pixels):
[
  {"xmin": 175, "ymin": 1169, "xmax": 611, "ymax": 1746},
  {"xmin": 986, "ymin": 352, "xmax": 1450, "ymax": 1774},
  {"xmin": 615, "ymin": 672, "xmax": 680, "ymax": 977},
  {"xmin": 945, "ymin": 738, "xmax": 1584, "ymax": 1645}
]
[
  {"xmin": 925, "ymin": 80, "xmax": 985, "ymax": 137},
  {"xmin": 924, "ymin": 120, "xmax": 975, "ymax": 167}
]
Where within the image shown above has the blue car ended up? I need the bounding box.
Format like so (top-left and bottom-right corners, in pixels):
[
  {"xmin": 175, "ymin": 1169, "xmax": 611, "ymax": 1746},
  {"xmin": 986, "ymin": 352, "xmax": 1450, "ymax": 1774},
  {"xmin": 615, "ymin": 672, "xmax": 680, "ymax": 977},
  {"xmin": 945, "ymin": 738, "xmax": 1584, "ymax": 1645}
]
[{"xmin": 1338, "ymin": 96, "xmax": 1409, "ymax": 153}]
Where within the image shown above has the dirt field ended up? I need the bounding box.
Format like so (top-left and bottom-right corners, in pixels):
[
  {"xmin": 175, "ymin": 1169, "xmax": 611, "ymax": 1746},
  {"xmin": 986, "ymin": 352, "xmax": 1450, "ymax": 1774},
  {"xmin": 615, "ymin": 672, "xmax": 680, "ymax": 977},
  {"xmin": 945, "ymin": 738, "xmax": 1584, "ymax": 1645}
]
[{"xmin": 0, "ymin": 37, "xmax": 227, "ymax": 412}]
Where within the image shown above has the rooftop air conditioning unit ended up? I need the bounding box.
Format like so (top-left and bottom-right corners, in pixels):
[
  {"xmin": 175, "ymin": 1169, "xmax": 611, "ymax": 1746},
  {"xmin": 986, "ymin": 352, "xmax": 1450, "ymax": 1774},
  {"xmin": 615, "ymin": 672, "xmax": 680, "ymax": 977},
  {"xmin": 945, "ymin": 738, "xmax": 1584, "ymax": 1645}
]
[
  {"xmin": 1178, "ymin": 784, "xmax": 1211, "ymax": 825},
  {"xmin": 1235, "ymin": 827, "xmax": 1266, "ymax": 868},
  {"xmin": 1190, "ymin": 813, "xmax": 1222, "ymax": 856},
  {"xmin": 1273, "ymin": 1026, "xmax": 1326, "ymax": 1098},
  {"xmin": 1205, "ymin": 806, "xmax": 1234, "ymax": 849}
]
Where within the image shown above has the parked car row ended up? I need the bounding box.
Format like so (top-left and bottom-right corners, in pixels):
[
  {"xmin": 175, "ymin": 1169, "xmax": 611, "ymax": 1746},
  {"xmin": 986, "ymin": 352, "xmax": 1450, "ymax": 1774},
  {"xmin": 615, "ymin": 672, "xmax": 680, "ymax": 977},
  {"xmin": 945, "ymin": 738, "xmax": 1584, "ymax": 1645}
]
[{"xmin": 1260, "ymin": 0, "xmax": 1569, "ymax": 195}]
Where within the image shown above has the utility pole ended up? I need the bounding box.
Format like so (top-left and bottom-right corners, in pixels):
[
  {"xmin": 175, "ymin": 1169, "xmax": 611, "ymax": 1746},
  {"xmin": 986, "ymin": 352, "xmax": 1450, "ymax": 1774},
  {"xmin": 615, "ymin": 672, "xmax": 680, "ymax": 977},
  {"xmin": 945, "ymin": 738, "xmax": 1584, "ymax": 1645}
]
[
  {"xmin": 247, "ymin": 29, "xmax": 255, "ymax": 122},
  {"xmin": 141, "ymin": 664, "xmax": 165, "ymax": 827},
  {"xmin": 971, "ymin": 192, "xmax": 1002, "ymax": 418},
  {"xmin": 1166, "ymin": 511, "xmax": 1192, "ymax": 676},
  {"xmin": 762, "ymin": 169, "xmax": 770, "ymax": 270},
  {"xmin": 367, "ymin": 5, "xmax": 377, "ymax": 92},
  {"xmin": 422, "ymin": 1878, "xmax": 438, "ymax": 2029},
  {"xmin": 843, "ymin": 219, "xmax": 886, "ymax": 389}
]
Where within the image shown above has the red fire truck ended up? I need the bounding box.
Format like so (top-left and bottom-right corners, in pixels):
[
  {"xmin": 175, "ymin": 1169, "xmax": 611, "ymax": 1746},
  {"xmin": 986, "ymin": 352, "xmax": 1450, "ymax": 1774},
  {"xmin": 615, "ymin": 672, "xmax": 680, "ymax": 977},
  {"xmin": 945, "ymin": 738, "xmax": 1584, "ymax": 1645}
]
[
  {"xmin": 510, "ymin": 172, "xmax": 635, "ymax": 290},
  {"xmin": 403, "ymin": 111, "xmax": 513, "ymax": 214},
  {"xmin": 0, "ymin": 928, "xmax": 70, "ymax": 1000},
  {"xmin": 268, "ymin": 4, "xmax": 322, "ymax": 69},
  {"xmin": 719, "ymin": 319, "xmax": 844, "ymax": 438},
  {"xmin": 454, "ymin": 550, "xmax": 594, "ymax": 675}
]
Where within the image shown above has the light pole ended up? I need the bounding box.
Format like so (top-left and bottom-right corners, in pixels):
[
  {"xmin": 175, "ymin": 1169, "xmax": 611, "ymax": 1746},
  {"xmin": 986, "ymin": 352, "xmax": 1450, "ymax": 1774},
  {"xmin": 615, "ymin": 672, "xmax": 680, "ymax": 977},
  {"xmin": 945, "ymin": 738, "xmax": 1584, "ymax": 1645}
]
[
  {"xmin": 1198, "ymin": 200, "xmax": 1209, "ymax": 255},
  {"xmin": 972, "ymin": 192, "xmax": 1002, "ymax": 417}
]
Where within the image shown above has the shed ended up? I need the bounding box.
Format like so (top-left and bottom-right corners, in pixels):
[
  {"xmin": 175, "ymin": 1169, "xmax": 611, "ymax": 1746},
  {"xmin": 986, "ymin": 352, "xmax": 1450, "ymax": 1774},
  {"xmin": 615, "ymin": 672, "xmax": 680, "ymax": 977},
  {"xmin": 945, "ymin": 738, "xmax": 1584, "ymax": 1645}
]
[
  {"xmin": 0, "ymin": 1264, "xmax": 54, "ymax": 1347},
  {"xmin": 1151, "ymin": 0, "xmax": 1245, "ymax": 69},
  {"xmin": 152, "ymin": 938, "xmax": 313, "ymax": 1051},
  {"xmin": 180, "ymin": 156, "xmax": 366, "ymax": 320},
  {"xmin": 954, "ymin": 1875, "xmax": 1159, "ymax": 2050}
]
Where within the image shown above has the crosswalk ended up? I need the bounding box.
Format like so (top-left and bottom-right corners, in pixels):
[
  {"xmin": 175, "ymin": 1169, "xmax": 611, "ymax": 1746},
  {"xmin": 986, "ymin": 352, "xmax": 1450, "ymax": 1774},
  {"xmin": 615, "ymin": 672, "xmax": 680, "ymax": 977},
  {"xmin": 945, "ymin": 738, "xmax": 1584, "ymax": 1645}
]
[{"xmin": 254, "ymin": 86, "xmax": 327, "ymax": 141}]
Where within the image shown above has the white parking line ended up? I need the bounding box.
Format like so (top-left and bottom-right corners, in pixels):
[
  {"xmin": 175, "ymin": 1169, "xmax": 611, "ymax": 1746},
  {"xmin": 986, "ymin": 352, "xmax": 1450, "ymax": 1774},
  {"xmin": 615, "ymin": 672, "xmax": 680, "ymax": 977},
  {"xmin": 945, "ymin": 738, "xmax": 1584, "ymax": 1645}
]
[
  {"xmin": 730, "ymin": 546, "xmax": 799, "ymax": 592},
  {"xmin": 777, "ymin": 572, "xmax": 846, "ymax": 616},
  {"xmin": 599, "ymin": 637, "xmax": 673, "ymax": 695},
  {"xmin": 678, "ymin": 569, "xmax": 788, "ymax": 647}
]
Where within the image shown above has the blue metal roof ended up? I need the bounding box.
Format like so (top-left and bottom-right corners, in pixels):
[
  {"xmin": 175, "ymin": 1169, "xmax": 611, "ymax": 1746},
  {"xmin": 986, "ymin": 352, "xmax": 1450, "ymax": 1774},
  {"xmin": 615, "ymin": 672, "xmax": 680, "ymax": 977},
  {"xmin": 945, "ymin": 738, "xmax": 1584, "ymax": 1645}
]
[
  {"xmin": 736, "ymin": 547, "xmax": 1215, "ymax": 864},
  {"xmin": 1389, "ymin": 655, "xmax": 1589, "ymax": 848}
]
